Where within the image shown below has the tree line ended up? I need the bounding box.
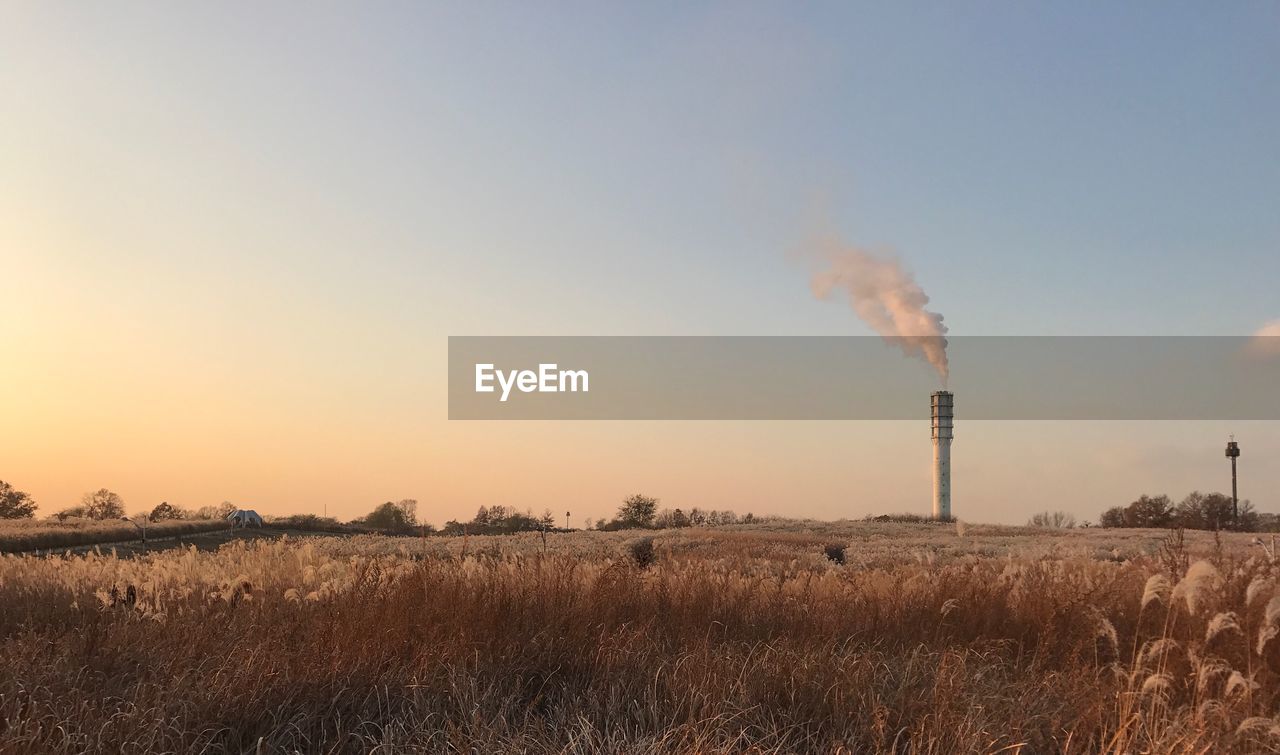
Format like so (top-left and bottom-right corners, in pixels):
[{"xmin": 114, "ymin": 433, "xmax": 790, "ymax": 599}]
[
  {"xmin": 0, "ymin": 481, "xmax": 425, "ymax": 534},
  {"xmin": 1099, "ymin": 492, "xmax": 1269, "ymax": 532},
  {"xmin": 438, "ymin": 495, "xmax": 754, "ymax": 535},
  {"xmin": 0, "ymin": 482, "xmax": 230, "ymax": 522},
  {"xmin": 593, "ymin": 494, "xmax": 753, "ymax": 531},
  {"xmin": 4, "ymin": 480, "xmax": 754, "ymax": 537}
]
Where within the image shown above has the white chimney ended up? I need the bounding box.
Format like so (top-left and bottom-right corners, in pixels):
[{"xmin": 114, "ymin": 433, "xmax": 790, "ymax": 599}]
[{"xmin": 931, "ymin": 391, "xmax": 953, "ymax": 519}]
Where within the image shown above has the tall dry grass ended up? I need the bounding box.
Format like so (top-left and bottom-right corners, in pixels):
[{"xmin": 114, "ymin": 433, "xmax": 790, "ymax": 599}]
[{"xmin": 1, "ymin": 525, "xmax": 1278, "ymax": 753}]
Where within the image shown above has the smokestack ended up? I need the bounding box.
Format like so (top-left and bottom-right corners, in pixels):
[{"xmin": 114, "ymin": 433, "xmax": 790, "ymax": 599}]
[{"xmin": 931, "ymin": 391, "xmax": 953, "ymax": 520}]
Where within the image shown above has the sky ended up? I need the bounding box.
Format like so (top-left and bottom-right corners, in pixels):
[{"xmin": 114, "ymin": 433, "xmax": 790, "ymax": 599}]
[{"xmin": 2, "ymin": 3, "xmax": 1277, "ymax": 524}]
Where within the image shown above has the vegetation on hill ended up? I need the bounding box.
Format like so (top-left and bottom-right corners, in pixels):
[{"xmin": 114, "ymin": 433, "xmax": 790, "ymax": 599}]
[
  {"xmin": 595, "ymin": 493, "xmax": 754, "ymax": 531},
  {"xmin": 1101, "ymin": 492, "xmax": 1265, "ymax": 531},
  {"xmin": 441, "ymin": 505, "xmax": 556, "ymax": 535},
  {"xmin": 352, "ymin": 499, "xmax": 435, "ymax": 535},
  {"xmin": 0, "ymin": 517, "xmax": 229, "ymax": 554}
]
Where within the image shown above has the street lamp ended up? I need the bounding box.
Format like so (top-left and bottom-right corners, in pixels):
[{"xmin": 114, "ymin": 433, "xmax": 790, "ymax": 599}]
[
  {"xmin": 1226, "ymin": 436, "xmax": 1241, "ymax": 526},
  {"xmin": 121, "ymin": 516, "xmax": 147, "ymax": 548}
]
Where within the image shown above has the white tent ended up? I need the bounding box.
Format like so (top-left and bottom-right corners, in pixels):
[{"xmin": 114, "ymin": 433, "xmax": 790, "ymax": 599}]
[{"xmin": 226, "ymin": 509, "xmax": 264, "ymax": 528}]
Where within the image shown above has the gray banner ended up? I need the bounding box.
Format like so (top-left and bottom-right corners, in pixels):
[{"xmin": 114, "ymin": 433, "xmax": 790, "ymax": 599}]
[{"xmin": 448, "ymin": 336, "xmax": 1280, "ymax": 420}]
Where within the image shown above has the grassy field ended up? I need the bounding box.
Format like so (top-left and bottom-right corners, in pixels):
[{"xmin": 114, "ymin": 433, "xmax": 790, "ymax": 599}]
[
  {"xmin": 2, "ymin": 521, "xmax": 1279, "ymax": 753},
  {"xmin": 0, "ymin": 517, "xmax": 231, "ymax": 554}
]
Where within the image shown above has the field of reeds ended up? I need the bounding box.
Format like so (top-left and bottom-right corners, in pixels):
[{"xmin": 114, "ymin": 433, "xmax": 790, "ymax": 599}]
[
  {"xmin": 0, "ymin": 516, "xmax": 230, "ymax": 554},
  {"xmin": 2, "ymin": 521, "xmax": 1280, "ymax": 753}
]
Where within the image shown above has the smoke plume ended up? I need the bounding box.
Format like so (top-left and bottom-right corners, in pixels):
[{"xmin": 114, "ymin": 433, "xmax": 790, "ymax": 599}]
[
  {"xmin": 809, "ymin": 238, "xmax": 949, "ymax": 383},
  {"xmin": 1247, "ymin": 319, "xmax": 1280, "ymax": 360}
]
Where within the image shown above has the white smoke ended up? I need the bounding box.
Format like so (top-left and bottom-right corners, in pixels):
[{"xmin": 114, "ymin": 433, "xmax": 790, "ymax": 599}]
[
  {"xmin": 809, "ymin": 237, "xmax": 949, "ymax": 384},
  {"xmin": 1247, "ymin": 319, "xmax": 1280, "ymax": 360}
]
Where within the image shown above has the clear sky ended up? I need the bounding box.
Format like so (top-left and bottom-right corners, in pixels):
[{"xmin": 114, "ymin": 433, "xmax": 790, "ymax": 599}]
[{"xmin": 3, "ymin": 3, "xmax": 1277, "ymax": 524}]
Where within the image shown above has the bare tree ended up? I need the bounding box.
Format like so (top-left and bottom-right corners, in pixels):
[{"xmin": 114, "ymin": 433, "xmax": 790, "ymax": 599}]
[
  {"xmin": 149, "ymin": 502, "xmax": 186, "ymax": 521},
  {"xmin": 192, "ymin": 501, "xmax": 236, "ymax": 520},
  {"xmin": 395, "ymin": 499, "xmax": 418, "ymax": 526},
  {"xmin": 1028, "ymin": 511, "xmax": 1077, "ymax": 529},
  {"xmin": 654, "ymin": 508, "xmax": 691, "ymax": 528},
  {"xmin": 81, "ymin": 489, "xmax": 125, "ymax": 520},
  {"xmin": 1102, "ymin": 493, "xmax": 1256, "ymax": 532}
]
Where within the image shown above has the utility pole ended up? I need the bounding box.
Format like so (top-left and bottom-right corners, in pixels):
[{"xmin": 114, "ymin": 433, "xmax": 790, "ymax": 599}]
[
  {"xmin": 121, "ymin": 516, "xmax": 147, "ymax": 552},
  {"xmin": 1226, "ymin": 436, "xmax": 1241, "ymax": 526}
]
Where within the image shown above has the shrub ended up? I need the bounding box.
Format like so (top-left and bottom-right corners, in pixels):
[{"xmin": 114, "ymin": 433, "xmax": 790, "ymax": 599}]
[
  {"xmin": 823, "ymin": 543, "xmax": 846, "ymax": 564},
  {"xmin": 628, "ymin": 537, "xmax": 655, "ymax": 569},
  {"xmin": 1028, "ymin": 511, "xmax": 1076, "ymax": 528},
  {"xmin": 268, "ymin": 514, "xmax": 351, "ymax": 533},
  {"xmin": 866, "ymin": 512, "xmax": 954, "ymax": 524}
]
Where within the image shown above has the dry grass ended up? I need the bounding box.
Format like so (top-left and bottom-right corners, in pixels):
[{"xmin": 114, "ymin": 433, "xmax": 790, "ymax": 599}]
[
  {"xmin": 0, "ymin": 517, "xmax": 228, "ymax": 554},
  {"xmin": 1, "ymin": 522, "xmax": 1278, "ymax": 753}
]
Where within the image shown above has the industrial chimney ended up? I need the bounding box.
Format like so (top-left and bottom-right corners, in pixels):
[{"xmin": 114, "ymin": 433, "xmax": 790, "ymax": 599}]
[{"xmin": 931, "ymin": 391, "xmax": 953, "ymax": 520}]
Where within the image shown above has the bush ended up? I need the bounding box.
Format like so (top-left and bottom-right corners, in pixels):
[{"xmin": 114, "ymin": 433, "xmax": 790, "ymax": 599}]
[
  {"xmin": 628, "ymin": 537, "xmax": 655, "ymax": 569},
  {"xmin": 823, "ymin": 543, "xmax": 847, "ymax": 565},
  {"xmin": 1028, "ymin": 511, "xmax": 1076, "ymax": 529},
  {"xmin": 865, "ymin": 513, "xmax": 954, "ymax": 524},
  {"xmin": 267, "ymin": 514, "xmax": 352, "ymax": 533}
]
